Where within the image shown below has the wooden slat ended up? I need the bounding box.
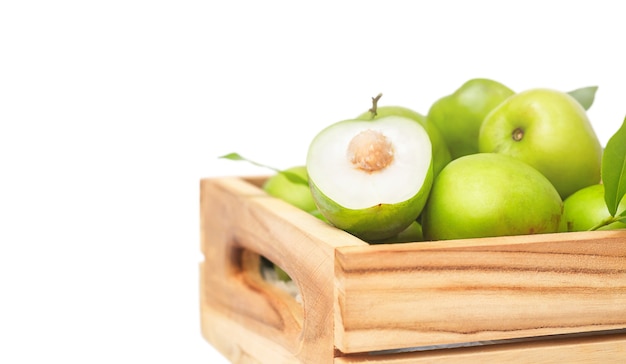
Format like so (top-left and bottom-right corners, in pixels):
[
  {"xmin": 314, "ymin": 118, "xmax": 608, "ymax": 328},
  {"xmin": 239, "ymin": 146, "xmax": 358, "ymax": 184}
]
[
  {"xmin": 334, "ymin": 230, "xmax": 626, "ymax": 353},
  {"xmin": 335, "ymin": 331, "xmax": 626, "ymax": 363}
]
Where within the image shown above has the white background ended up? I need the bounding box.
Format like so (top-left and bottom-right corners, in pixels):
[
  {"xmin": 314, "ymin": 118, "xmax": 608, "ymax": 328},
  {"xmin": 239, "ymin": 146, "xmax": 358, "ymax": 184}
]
[{"xmin": 1, "ymin": 1, "xmax": 624, "ymax": 363}]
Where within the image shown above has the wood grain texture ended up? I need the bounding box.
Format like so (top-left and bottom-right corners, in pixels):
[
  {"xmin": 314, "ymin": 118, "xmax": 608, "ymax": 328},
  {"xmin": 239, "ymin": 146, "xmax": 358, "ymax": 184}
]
[
  {"xmin": 200, "ymin": 176, "xmax": 365, "ymax": 363},
  {"xmin": 200, "ymin": 176, "xmax": 626, "ymax": 363},
  {"xmin": 335, "ymin": 331, "xmax": 626, "ymax": 363},
  {"xmin": 335, "ymin": 231, "xmax": 626, "ymax": 353}
]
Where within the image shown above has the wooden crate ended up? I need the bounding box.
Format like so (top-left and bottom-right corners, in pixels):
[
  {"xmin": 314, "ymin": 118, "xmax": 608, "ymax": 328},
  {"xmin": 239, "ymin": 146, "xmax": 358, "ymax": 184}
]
[{"xmin": 199, "ymin": 176, "xmax": 626, "ymax": 363}]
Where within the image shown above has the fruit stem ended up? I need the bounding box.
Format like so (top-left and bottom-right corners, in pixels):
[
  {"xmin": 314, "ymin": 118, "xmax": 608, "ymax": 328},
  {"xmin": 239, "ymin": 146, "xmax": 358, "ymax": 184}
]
[
  {"xmin": 368, "ymin": 93, "xmax": 383, "ymax": 118},
  {"xmin": 512, "ymin": 127, "xmax": 524, "ymax": 141}
]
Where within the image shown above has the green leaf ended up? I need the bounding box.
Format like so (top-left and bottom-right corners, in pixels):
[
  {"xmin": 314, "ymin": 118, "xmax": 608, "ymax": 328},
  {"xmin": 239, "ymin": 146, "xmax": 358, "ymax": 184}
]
[
  {"xmin": 567, "ymin": 86, "xmax": 598, "ymax": 110},
  {"xmin": 218, "ymin": 152, "xmax": 308, "ymax": 186},
  {"xmin": 219, "ymin": 152, "xmax": 245, "ymax": 161},
  {"xmin": 602, "ymin": 116, "xmax": 626, "ymax": 216},
  {"xmin": 219, "ymin": 152, "xmax": 275, "ymax": 170}
]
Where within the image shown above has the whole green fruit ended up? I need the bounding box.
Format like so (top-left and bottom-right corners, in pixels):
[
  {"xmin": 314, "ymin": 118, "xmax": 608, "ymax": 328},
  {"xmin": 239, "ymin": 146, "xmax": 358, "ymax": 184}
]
[
  {"xmin": 371, "ymin": 220, "xmax": 424, "ymax": 244},
  {"xmin": 559, "ymin": 184, "xmax": 626, "ymax": 232},
  {"xmin": 307, "ymin": 115, "xmax": 433, "ymax": 241},
  {"xmin": 356, "ymin": 105, "xmax": 452, "ymax": 177},
  {"xmin": 426, "ymin": 78, "xmax": 514, "ymax": 159},
  {"xmin": 421, "ymin": 153, "xmax": 563, "ymax": 240},
  {"xmin": 262, "ymin": 166, "xmax": 317, "ymax": 212},
  {"xmin": 479, "ymin": 88, "xmax": 602, "ymax": 199}
]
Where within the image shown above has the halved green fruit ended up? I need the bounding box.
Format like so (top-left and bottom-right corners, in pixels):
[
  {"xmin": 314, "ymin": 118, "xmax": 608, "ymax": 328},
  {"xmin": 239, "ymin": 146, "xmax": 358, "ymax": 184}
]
[
  {"xmin": 356, "ymin": 105, "xmax": 451, "ymax": 177},
  {"xmin": 306, "ymin": 115, "xmax": 433, "ymax": 241}
]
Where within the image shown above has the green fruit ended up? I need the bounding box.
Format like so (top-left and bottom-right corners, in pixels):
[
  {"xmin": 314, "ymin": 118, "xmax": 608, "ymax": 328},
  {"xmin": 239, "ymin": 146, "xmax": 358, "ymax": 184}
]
[
  {"xmin": 371, "ymin": 220, "xmax": 424, "ymax": 244},
  {"xmin": 307, "ymin": 115, "xmax": 433, "ymax": 241},
  {"xmin": 308, "ymin": 209, "xmax": 329, "ymax": 222},
  {"xmin": 479, "ymin": 88, "xmax": 602, "ymax": 199},
  {"xmin": 262, "ymin": 166, "xmax": 317, "ymax": 212},
  {"xmin": 274, "ymin": 264, "xmax": 292, "ymax": 282},
  {"xmin": 426, "ymin": 78, "xmax": 514, "ymax": 159},
  {"xmin": 559, "ymin": 184, "xmax": 626, "ymax": 232},
  {"xmin": 421, "ymin": 153, "xmax": 563, "ymax": 240},
  {"xmin": 356, "ymin": 105, "xmax": 452, "ymax": 177}
]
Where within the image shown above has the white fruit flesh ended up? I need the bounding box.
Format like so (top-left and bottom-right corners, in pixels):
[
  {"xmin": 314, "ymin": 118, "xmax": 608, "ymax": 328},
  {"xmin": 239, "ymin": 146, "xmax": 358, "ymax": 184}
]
[{"xmin": 307, "ymin": 116, "xmax": 432, "ymax": 209}]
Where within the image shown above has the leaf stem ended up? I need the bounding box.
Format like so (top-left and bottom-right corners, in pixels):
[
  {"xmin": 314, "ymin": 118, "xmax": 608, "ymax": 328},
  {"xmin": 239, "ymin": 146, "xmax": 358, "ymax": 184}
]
[
  {"xmin": 588, "ymin": 216, "xmax": 619, "ymax": 231},
  {"xmin": 219, "ymin": 152, "xmax": 281, "ymax": 172},
  {"xmin": 218, "ymin": 152, "xmax": 309, "ymax": 186}
]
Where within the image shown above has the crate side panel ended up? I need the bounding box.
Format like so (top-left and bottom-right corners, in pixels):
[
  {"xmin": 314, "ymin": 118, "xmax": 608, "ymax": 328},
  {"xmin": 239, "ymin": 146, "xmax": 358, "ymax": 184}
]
[
  {"xmin": 334, "ymin": 231, "xmax": 626, "ymax": 353},
  {"xmin": 200, "ymin": 177, "xmax": 365, "ymax": 363}
]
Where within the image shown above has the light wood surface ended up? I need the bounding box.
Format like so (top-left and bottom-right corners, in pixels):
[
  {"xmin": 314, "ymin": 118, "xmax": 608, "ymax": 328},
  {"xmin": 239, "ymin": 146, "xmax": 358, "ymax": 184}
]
[
  {"xmin": 200, "ymin": 176, "xmax": 364, "ymax": 363},
  {"xmin": 200, "ymin": 176, "xmax": 626, "ymax": 363},
  {"xmin": 335, "ymin": 231, "xmax": 626, "ymax": 353},
  {"xmin": 335, "ymin": 331, "xmax": 626, "ymax": 363}
]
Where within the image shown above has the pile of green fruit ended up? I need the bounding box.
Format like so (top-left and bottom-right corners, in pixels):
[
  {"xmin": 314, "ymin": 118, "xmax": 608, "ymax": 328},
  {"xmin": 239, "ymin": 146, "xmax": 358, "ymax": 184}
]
[{"xmin": 223, "ymin": 78, "xmax": 626, "ymax": 245}]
